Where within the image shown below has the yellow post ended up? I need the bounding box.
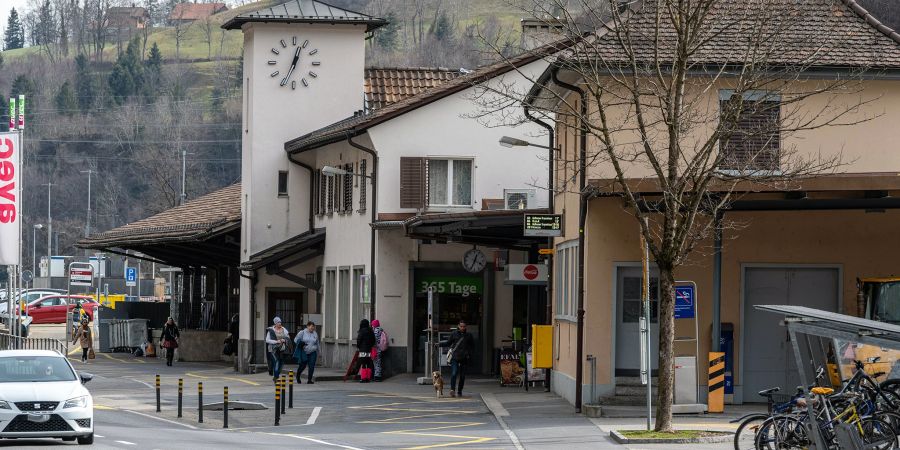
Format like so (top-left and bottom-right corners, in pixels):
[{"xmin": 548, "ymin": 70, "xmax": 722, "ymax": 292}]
[{"xmin": 708, "ymin": 352, "xmax": 725, "ymax": 413}]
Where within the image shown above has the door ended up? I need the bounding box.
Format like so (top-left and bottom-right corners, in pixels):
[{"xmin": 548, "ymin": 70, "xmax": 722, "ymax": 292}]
[
  {"xmin": 743, "ymin": 268, "xmax": 838, "ymax": 402},
  {"xmin": 30, "ymin": 297, "xmax": 60, "ymax": 323},
  {"xmin": 615, "ymin": 266, "xmax": 660, "ymax": 376},
  {"xmin": 267, "ymin": 291, "xmax": 305, "ymax": 336}
]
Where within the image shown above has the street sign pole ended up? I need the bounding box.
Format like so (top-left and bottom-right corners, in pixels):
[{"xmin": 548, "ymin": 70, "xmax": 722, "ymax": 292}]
[{"xmin": 68, "ymin": 262, "xmax": 94, "ymax": 355}]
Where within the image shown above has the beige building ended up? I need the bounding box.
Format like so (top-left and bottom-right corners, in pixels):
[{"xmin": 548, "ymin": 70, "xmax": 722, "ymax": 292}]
[{"xmin": 528, "ymin": 0, "xmax": 900, "ymax": 406}]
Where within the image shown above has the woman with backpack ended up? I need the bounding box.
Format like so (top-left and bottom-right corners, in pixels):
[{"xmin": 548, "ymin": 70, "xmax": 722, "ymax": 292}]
[
  {"xmin": 371, "ymin": 319, "xmax": 388, "ymax": 382},
  {"xmin": 355, "ymin": 319, "xmax": 376, "ymax": 383}
]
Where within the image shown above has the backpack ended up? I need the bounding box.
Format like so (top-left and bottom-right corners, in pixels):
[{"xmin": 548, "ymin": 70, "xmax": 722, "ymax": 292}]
[{"xmin": 377, "ymin": 329, "xmax": 389, "ymax": 352}]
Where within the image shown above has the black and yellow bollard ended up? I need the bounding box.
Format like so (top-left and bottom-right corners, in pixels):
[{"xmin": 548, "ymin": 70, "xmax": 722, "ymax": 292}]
[
  {"xmin": 708, "ymin": 352, "xmax": 725, "ymax": 413},
  {"xmin": 281, "ymin": 374, "xmax": 287, "ymax": 415},
  {"xmin": 274, "ymin": 378, "xmax": 281, "ymax": 426},
  {"xmin": 155, "ymin": 374, "xmax": 161, "ymax": 412},
  {"xmin": 288, "ymin": 370, "xmax": 294, "ymax": 409},
  {"xmin": 198, "ymin": 381, "xmax": 204, "ymax": 423},
  {"xmin": 177, "ymin": 378, "xmax": 183, "ymax": 418},
  {"xmin": 223, "ymin": 386, "xmax": 229, "ymax": 429}
]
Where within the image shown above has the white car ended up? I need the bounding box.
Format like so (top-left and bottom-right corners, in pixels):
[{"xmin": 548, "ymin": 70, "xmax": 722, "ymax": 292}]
[{"xmin": 0, "ymin": 350, "xmax": 94, "ymax": 444}]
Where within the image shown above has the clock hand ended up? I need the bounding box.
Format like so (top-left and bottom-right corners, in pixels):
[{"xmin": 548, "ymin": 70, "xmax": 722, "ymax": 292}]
[{"xmin": 281, "ymin": 47, "xmax": 302, "ymax": 86}]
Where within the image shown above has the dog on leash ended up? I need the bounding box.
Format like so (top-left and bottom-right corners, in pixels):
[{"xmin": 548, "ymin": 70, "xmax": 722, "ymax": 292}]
[{"xmin": 432, "ymin": 371, "xmax": 445, "ymax": 398}]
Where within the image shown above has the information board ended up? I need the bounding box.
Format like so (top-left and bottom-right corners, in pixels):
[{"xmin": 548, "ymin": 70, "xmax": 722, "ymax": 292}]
[{"xmin": 523, "ymin": 214, "xmax": 562, "ymax": 237}]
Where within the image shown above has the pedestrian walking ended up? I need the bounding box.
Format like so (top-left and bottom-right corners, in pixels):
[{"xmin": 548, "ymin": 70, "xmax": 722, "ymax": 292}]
[
  {"xmin": 161, "ymin": 317, "xmax": 180, "ymax": 366},
  {"xmin": 372, "ymin": 319, "xmax": 389, "ymax": 382},
  {"xmin": 266, "ymin": 317, "xmax": 291, "ymax": 383},
  {"xmin": 71, "ymin": 318, "xmax": 93, "ymax": 363},
  {"xmin": 293, "ymin": 321, "xmax": 319, "ymax": 384},
  {"xmin": 440, "ymin": 320, "xmax": 475, "ymax": 398},
  {"xmin": 356, "ymin": 319, "xmax": 376, "ymax": 383}
]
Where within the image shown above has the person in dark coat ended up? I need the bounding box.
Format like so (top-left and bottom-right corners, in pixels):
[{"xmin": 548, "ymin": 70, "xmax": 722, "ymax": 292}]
[
  {"xmin": 440, "ymin": 320, "xmax": 475, "ymax": 397},
  {"xmin": 356, "ymin": 319, "xmax": 376, "ymax": 383},
  {"xmin": 161, "ymin": 317, "xmax": 180, "ymax": 366}
]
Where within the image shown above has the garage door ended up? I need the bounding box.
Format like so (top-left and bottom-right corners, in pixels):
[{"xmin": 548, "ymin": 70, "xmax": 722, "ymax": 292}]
[{"xmin": 742, "ymin": 268, "xmax": 838, "ymax": 402}]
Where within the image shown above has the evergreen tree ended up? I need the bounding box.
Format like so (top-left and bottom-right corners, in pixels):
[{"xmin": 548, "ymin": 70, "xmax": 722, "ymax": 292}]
[
  {"xmin": 375, "ymin": 11, "xmax": 399, "ymax": 50},
  {"xmin": 55, "ymin": 81, "xmax": 77, "ymax": 115},
  {"xmin": 4, "ymin": 8, "xmax": 25, "ymax": 50},
  {"xmin": 432, "ymin": 12, "xmax": 454, "ymax": 43},
  {"xmin": 144, "ymin": 42, "xmax": 163, "ymax": 98},
  {"xmin": 74, "ymin": 54, "xmax": 97, "ymax": 112},
  {"xmin": 109, "ymin": 38, "xmax": 145, "ymax": 104},
  {"xmin": 35, "ymin": 0, "xmax": 56, "ymax": 46},
  {"xmin": 9, "ymin": 75, "xmax": 36, "ymax": 125}
]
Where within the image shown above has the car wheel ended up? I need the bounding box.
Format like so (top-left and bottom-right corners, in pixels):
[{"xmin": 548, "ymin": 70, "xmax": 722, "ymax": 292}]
[
  {"xmin": 77, "ymin": 433, "xmax": 93, "ymax": 445},
  {"xmin": 62, "ymin": 437, "xmax": 76, "ymax": 441}
]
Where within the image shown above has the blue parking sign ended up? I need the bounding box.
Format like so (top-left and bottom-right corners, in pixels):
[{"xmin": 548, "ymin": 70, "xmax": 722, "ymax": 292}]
[
  {"xmin": 126, "ymin": 267, "xmax": 137, "ymax": 286},
  {"xmin": 674, "ymin": 285, "xmax": 695, "ymax": 319}
]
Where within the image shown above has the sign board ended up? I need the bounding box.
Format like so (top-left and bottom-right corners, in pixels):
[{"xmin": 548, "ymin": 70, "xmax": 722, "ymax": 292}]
[
  {"xmin": 0, "ymin": 133, "xmax": 20, "ymax": 265},
  {"xmin": 538, "ymin": 248, "xmax": 554, "ymax": 255},
  {"xmin": 69, "ymin": 267, "xmax": 93, "ymax": 287},
  {"xmin": 359, "ymin": 274, "xmax": 370, "ymax": 303},
  {"xmin": 675, "ymin": 285, "xmax": 695, "ymax": 319},
  {"xmin": 417, "ymin": 276, "xmax": 482, "ymax": 297},
  {"xmin": 125, "ymin": 267, "xmax": 137, "ymax": 287},
  {"xmin": 21, "ymin": 270, "xmax": 33, "ymax": 284},
  {"xmin": 505, "ymin": 264, "xmax": 548, "ymax": 285},
  {"xmin": 531, "ymin": 325, "xmax": 553, "ymax": 368},
  {"xmin": 523, "ymin": 214, "xmax": 562, "ymax": 237}
]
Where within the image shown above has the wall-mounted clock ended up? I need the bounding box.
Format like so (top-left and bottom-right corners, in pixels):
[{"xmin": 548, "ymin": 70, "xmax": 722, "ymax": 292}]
[
  {"xmin": 266, "ymin": 36, "xmax": 322, "ymax": 90},
  {"xmin": 462, "ymin": 248, "xmax": 487, "ymax": 273}
]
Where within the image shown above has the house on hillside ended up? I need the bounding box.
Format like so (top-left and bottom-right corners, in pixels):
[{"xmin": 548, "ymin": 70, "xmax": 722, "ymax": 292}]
[
  {"xmin": 168, "ymin": 2, "xmax": 228, "ymax": 25},
  {"xmin": 107, "ymin": 6, "xmax": 151, "ymax": 30}
]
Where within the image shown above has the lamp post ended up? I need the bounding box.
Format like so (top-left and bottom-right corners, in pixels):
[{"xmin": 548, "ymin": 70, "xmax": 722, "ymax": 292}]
[
  {"xmin": 32, "ymin": 224, "xmax": 43, "ymax": 276},
  {"xmin": 80, "ymin": 169, "xmax": 94, "ymax": 237}
]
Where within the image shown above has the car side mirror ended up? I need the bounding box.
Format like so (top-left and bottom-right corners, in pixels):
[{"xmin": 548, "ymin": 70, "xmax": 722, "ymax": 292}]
[{"xmin": 80, "ymin": 372, "xmax": 93, "ymax": 384}]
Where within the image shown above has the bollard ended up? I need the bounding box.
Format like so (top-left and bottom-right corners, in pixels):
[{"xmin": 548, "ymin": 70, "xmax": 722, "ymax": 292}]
[
  {"xmin": 198, "ymin": 382, "xmax": 204, "ymax": 423},
  {"xmin": 155, "ymin": 374, "xmax": 161, "ymax": 412},
  {"xmin": 281, "ymin": 374, "xmax": 287, "ymax": 415},
  {"xmin": 223, "ymin": 386, "xmax": 229, "ymax": 429},
  {"xmin": 177, "ymin": 378, "xmax": 183, "ymax": 418},
  {"xmin": 274, "ymin": 379, "xmax": 281, "ymax": 426},
  {"xmin": 288, "ymin": 370, "xmax": 294, "ymax": 409}
]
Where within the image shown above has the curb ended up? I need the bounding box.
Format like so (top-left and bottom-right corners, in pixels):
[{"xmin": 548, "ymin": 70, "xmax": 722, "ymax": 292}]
[
  {"xmin": 609, "ymin": 429, "xmax": 733, "ymax": 445},
  {"xmin": 481, "ymin": 393, "xmax": 524, "ymax": 450}
]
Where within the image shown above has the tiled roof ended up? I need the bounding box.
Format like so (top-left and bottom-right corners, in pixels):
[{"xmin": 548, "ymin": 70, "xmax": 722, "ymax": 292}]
[
  {"xmin": 169, "ymin": 2, "xmax": 227, "ymax": 21},
  {"xmin": 77, "ymin": 184, "xmax": 241, "ymax": 248},
  {"xmin": 581, "ymin": 0, "xmax": 900, "ymax": 69},
  {"xmin": 364, "ymin": 67, "xmax": 465, "ymax": 110},
  {"xmin": 286, "ymin": 38, "xmax": 576, "ymax": 153},
  {"xmin": 222, "ymin": 0, "xmax": 386, "ymax": 31}
]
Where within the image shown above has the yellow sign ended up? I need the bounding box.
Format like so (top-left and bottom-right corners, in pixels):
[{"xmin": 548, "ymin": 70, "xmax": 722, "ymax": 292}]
[
  {"xmin": 531, "ymin": 325, "xmax": 553, "ymax": 368},
  {"xmin": 538, "ymin": 249, "xmax": 554, "ymax": 255}
]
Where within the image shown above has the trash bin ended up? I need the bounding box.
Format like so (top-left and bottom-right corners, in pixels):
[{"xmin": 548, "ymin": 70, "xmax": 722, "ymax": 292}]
[{"xmin": 674, "ymin": 355, "xmax": 698, "ymax": 404}]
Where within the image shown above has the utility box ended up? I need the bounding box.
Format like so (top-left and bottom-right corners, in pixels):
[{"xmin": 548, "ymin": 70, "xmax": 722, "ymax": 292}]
[
  {"xmin": 531, "ymin": 325, "xmax": 553, "ymax": 368},
  {"xmin": 674, "ymin": 355, "xmax": 698, "ymax": 404}
]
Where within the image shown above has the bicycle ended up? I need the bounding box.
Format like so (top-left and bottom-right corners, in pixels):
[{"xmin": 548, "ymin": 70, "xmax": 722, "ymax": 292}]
[{"xmin": 733, "ymin": 386, "xmax": 805, "ymax": 450}]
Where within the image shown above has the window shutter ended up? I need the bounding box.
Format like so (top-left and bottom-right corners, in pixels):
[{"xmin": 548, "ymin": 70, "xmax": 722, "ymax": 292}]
[
  {"xmin": 318, "ymin": 170, "xmax": 327, "ymax": 215},
  {"xmin": 313, "ymin": 170, "xmax": 321, "ymax": 215},
  {"xmin": 327, "ymin": 175, "xmax": 334, "ymax": 214},
  {"xmin": 400, "ymin": 157, "xmax": 426, "ymax": 209},
  {"xmin": 359, "ymin": 159, "xmax": 367, "ymax": 213},
  {"xmin": 343, "ymin": 163, "xmax": 353, "ymax": 213}
]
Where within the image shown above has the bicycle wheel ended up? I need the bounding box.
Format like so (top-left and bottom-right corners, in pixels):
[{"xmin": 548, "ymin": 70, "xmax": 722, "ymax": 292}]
[
  {"xmin": 860, "ymin": 417, "xmax": 898, "ymax": 450},
  {"xmin": 873, "ymin": 411, "xmax": 900, "ymax": 435},
  {"xmin": 755, "ymin": 415, "xmax": 808, "ymax": 450},
  {"xmin": 735, "ymin": 416, "xmax": 767, "ymax": 450}
]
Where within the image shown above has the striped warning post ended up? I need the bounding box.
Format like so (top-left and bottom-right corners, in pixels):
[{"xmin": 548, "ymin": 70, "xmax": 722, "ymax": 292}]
[{"xmin": 708, "ymin": 352, "xmax": 725, "ymax": 413}]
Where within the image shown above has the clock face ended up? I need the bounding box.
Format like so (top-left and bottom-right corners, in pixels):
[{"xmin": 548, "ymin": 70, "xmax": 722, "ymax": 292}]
[
  {"xmin": 462, "ymin": 249, "xmax": 487, "ymax": 273},
  {"xmin": 266, "ymin": 36, "xmax": 322, "ymax": 90}
]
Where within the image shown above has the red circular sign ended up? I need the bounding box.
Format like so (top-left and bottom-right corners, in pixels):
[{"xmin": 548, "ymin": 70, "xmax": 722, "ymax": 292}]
[{"xmin": 523, "ymin": 265, "xmax": 539, "ymax": 280}]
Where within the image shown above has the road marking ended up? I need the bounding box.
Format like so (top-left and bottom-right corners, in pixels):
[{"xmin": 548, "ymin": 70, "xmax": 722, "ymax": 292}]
[
  {"xmin": 481, "ymin": 393, "xmax": 523, "ymax": 450},
  {"xmin": 122, "ymin": 408, "xmax": 198, "ymax": 430},
  {"xmin": 95, "ymin": 435, "xmax": 105, "ymax": 438},
  {"xmin": 115, "ymin": 440, "xmax": 136, "ymax": 445},
  {"xmin": 68, "ymin": 347, "xmax": 81, "ymax": 355},
  {"xmin": 185, "ymin": 372, "xmax": 260, "ymax": 386},
  {"xmin": 94, "ymin": 404, "xmax": 115, "ymax": 410},
  {"xmin": 127, "ymin": 377, "xmax": 155, "ymax": 389},
  {"xmin": 260, "ymin": 432, "xmax": 364, "ymax": 449},
  {"xmin": 306, "ymin": 406, "xmax": 321, "ymax": 425}
]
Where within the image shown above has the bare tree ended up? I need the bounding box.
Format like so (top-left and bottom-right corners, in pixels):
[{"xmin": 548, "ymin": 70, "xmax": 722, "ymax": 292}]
[
  {"xmin": 200, "ymin": 13, "xmax": 214, "ymax": 59},
  {"xmin": 171, "ymin": 9, "xmax": 191, "ymax": 61},
  {"xmin": 476, "ymin": 0, "xmax": 881, "ymax": 432}
]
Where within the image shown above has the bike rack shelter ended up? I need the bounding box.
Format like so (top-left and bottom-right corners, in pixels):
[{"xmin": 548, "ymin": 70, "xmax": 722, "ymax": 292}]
[{"xmin": 756, "ymin": 304, "xmax": 900, "ymax": 450}]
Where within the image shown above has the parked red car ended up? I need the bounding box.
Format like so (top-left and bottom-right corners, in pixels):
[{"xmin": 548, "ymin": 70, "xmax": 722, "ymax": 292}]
[{"xmin": 24, "ymin": 295, "xmax": 97, "ymax": 324}]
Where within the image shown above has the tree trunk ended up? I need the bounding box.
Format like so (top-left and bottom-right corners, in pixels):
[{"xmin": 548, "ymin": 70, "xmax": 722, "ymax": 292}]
[{"xmin": 654, "ymin": 267, "xmax": 676, "ymax": 432}]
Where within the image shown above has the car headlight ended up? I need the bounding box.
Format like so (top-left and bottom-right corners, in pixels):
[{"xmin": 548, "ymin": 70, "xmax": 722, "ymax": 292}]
[
  {"xmin": 63, "ymin": 396, "xmax": 87, "ymax": 409},
  {"xmin": 0, "ymin": 400, "xmax": 10, "ymax": 410}
]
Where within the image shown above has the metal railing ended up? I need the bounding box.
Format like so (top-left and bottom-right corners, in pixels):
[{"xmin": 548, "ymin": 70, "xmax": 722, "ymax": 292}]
[{"xmin": 0, "ymin": 332, "xmax": 67, "ymax": 354}]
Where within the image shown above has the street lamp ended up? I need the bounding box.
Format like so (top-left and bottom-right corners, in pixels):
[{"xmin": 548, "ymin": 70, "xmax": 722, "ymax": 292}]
[
  {"xmin": 32, "ymin": 224, "xmax": 43, "ymax": 277},
  {"xmin": 499, "ymin": 135, "xmax": 558, "ymax": 151},
  {"xmin": 321, "ymin": 165, "xmax": 372, "ymax": 178}
]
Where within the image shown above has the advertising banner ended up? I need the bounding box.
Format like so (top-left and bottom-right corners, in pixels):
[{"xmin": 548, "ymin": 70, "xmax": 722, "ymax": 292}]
[
  {"xmin": 17, "ymin": 95, "xmax": 24, "ymax": 130},
  {"xmin": 0, "ymin": 132, "xmax": 20, "ymax": 264},
  {"xmin": 7, "ymin": 98, "xmax": 14, "ymax": 131}
]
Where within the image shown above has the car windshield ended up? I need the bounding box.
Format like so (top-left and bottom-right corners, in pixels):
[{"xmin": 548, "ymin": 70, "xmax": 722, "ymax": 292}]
[{"xmin": 0, "ymin": 356, "xmax": 77, "ymax": 382}]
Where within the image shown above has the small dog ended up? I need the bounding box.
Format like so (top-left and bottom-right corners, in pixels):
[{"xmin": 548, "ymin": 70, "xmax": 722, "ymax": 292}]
[{"xmin": 432, "ymin": 371, "xmax": 445, "ymax": 398}]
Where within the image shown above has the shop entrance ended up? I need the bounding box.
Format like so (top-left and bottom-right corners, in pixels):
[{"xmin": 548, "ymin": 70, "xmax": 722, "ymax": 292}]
[{"xmin": 412, "ymin": 272, "xmax": 486, "ymax": 374}]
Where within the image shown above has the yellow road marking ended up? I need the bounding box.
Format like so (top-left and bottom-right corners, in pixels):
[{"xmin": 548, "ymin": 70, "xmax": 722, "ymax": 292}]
[
  {"xmin": 185, "ymin": 372, "xmax": 260, "ymax": 386},
  {"xmin": 94, "ymin": 404, "xmax": 115, "ymax": 410},
  {"xmin": 96, "ymin": 352, "xmax": 145, "ymax": 364}
]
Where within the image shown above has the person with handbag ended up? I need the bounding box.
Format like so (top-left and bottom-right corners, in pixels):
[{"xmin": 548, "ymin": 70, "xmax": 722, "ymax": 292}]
[
  {"xmin": 266, "ymin": 317, "xmax": 291, "ymax": 383},
  {"xmin": 355, "ymin": 319, "xmax": 376, "ymax": 383},
  {"xmin": 72, "ymin": 318, "xmax": 93, "ymax": 363},
  {"xmin": 440, "ymin": 320, "xmax": 475, "ymax": 398},
  {"xmin": 293, "ymin": 321, "xmax": 319, "ymax": 384},
  {"xmin": 161, "ymin": 317, "xmax": 180, "ymax": 366}
]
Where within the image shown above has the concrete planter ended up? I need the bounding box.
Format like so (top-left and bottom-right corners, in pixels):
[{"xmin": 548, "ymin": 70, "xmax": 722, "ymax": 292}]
[{"xmin": 609, "ymin": 429, "xmax": 733, "ymax": 445}]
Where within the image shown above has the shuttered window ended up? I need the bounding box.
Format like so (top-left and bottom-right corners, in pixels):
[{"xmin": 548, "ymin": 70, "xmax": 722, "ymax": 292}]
[
  {"xmin": 343, "ymin": 163, "xmax": 353, "ymax": 213},
  {"xmin": 719, "ymin": 92, "xmax": 781, "ymax": 172},
  {"xmin": 317, "ymin": 170, "xmax": 326, "ymax": 216},
  {"xmin": 400, "ymin": 157, "xmax": 427, "ymax": 209},
  {"xmin": 358, "ymin": 159, "xmax": 367, "ymax": 213},
  {"xmin": 326, "ymin": 175, "xmax": 334, "ymax": 214}
]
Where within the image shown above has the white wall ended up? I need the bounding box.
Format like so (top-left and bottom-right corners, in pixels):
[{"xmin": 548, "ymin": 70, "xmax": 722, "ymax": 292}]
[{"xmin": 368, "ymin": 59, "xmax": 552, "ymax": 213}]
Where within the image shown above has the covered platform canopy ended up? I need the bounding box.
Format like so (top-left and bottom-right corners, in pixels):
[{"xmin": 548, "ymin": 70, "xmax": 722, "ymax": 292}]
[
  {"xmin": 239, "ymin": 228, "xmax": 325, "ymax": 291},
  {"xmin": 400, "ymin": 208, "xmax": 551, "ymax": 251}
]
